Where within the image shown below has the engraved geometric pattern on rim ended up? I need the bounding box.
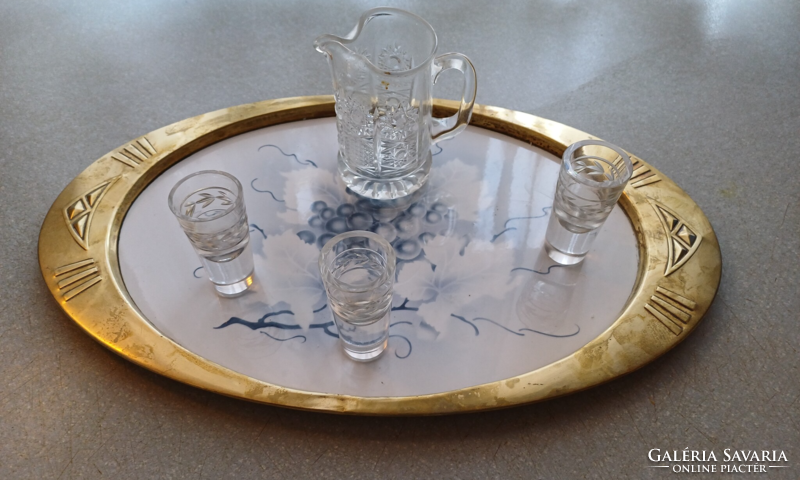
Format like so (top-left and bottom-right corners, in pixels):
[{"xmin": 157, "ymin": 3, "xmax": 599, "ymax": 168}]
[
  {"xmin": 110, "ymin": 136, "xmax": 157, "ymax": 168},
  {"xmin": 624, "ymin": 154, "xmax": 661, "ymax": 188},
  {"xmin": 53, "ymin": 258, "xmax": 101, "ymax": 302},
  {"xmin": 61, "ymin": 176, "xmax": 120, "ymax": 250},
  {"xmin": 644, "ymin": 286, "xmax": 697, "ymax": 335},
  {"xmin": 651, "ymin": 201, "xmax": 703, "ymax": 276}
]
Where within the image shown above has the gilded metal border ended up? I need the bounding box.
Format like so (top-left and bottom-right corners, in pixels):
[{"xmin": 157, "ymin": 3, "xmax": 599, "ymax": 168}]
[{"xmin": 38, "ymin": 96, "xmax": 721, "ymax": 415}]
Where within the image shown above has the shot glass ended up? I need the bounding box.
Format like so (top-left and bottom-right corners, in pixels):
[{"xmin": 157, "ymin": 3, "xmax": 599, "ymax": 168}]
[
  {"xmin": 168, "ymin": 170, "xmax": 254, "ymax": 297},
  {"xmin": 319, "ymin": 231, "xmax": 396, "ymax": 362},
  {"xmin": 545, "ymin": 140, "xmax": 633, "ymax": 265}
]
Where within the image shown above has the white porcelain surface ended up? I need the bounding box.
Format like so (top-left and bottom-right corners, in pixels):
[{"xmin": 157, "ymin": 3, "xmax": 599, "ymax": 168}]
[{"xmin": 119, "ymin": 118, "xmax": 638, "ymax": 397}]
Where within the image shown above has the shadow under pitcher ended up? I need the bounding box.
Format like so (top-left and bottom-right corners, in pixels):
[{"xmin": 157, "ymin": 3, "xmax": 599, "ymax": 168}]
[{"xmin": 315, "ymin": 7, "xmax": 477, "ymax": 201}]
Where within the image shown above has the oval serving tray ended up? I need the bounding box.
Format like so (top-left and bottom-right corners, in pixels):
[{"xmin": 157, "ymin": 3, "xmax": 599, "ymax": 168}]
[{"xmin": 38, "ymin": 96, "xmax": 721, "ymax": 415}]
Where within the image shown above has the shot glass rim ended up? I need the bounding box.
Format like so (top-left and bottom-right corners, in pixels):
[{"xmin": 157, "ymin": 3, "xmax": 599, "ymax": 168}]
[
  {"xmin": 167, "ymin": 170, "xmax": 245, "ymax": 223},
  {"xmin": 318, "ymin": 230, "xmax": 397, "ymax": 294},
  {"xmin": 562, "ymin": 140, "xmax": 633, "ymax": 189}
]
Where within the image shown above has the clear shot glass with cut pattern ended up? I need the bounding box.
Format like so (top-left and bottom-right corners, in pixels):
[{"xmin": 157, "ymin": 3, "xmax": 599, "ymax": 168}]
[
  {"xmin": 545, "ymin": 140, "xmax": 633, "ymax": 265},
  {"xmin": 319, "ymin": 231, "xmax": 396, "ymax": 362},
  {"xmin": 168, "ymin": 170, "xmax": 254, "ymax": 297}
]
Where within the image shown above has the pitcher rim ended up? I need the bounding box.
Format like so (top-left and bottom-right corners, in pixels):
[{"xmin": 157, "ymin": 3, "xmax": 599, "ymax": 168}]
[{"xmin": 314, "ymin": 7, "xmax": 439, "ymax": 76}]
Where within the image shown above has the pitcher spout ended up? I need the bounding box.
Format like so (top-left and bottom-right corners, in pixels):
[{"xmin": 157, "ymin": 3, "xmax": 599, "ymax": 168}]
[{"xmin": 313, "ymin": 34, "xmax": 350, "ymax": 57}]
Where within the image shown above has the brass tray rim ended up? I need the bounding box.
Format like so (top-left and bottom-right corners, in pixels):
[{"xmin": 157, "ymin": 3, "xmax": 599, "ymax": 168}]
[{"xmin": 38, "ymin": 96, "xmax": 721, "ymax": 415}]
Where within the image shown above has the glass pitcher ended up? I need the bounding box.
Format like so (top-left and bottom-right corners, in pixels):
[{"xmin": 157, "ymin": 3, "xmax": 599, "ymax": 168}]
[{"xmin": 314, "ymin": 7, "xmax": 477, "ymax": 200}]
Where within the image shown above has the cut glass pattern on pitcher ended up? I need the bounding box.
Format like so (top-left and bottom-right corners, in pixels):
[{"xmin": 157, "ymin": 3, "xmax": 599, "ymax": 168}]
[{"xmin": 336, "ymin": 91, "xmax": 424, "ymax": 178}]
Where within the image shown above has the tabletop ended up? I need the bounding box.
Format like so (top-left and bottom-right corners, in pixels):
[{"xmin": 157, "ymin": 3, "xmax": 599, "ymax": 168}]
[{"xmin": 1, "ymin": 1, "xmax": 798, "ymax": 478}]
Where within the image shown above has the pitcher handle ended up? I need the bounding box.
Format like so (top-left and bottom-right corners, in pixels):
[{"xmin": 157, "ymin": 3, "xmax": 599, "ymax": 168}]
[{"xmin": 431, "ymin": 53, "xmax": 477, "ymax": 144}]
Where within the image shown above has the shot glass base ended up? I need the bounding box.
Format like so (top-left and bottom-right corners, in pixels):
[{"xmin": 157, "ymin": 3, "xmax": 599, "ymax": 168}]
[
  {"xmin": 212, "ymin": 272, "xmax": 254, "ymax": 297},
  {"xmin": 341, "ymin": 338, "xmax": 388, "ymax": 362},
  {"xmin": 545, "ymin": 241, "xmax": 586, "ymax": 265}
]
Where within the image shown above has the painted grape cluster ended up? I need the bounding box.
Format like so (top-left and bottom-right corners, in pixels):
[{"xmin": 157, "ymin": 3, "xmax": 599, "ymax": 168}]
[{"xmin": 296, "ymin": 197, "xmax": 456, "ymax": 261}]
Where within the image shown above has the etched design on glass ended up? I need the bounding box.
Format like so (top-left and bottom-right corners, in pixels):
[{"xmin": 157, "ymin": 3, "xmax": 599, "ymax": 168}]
[
  {"xmin": 628, "ymin": 156, "xmax": 661, "ymax": 188},
  {"xmin": 652, "ymin": 202, "xmax": 702, "ymax": 275},
  {"xmin": 574, "ymin": 156, "xmax": 618, "ymax": 182},
  {"xmin": 335, "ymin": 92, "xmax": 424, "ymax": 179},
  {"xmin": 377, "ymin": 44, "xmax": 412, "ymax": 71},
  {"xmin": 178, "ymin": 186, "xmax": 249, "ymax": 257},
  {"xmin": 54, "ymin": 258, "xmax": 102, "ymax": 301},
  {"xmin": 182, "ymin": 188, "xmax": 234, "ymax": 218},
  {"xmin": 111, "ymin": 137, "xmax": 157, "ymax": 168},
  {"xmin": 62, "ymin": 176, "xmax": 120, "ymax": 250},
  {"xmin": 645, "ymin": 286, "xmax": 696, "ymax": 335},
  {"xmin": 355, "ymin": 48, "xmax": 371, "ymax": 60}
]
